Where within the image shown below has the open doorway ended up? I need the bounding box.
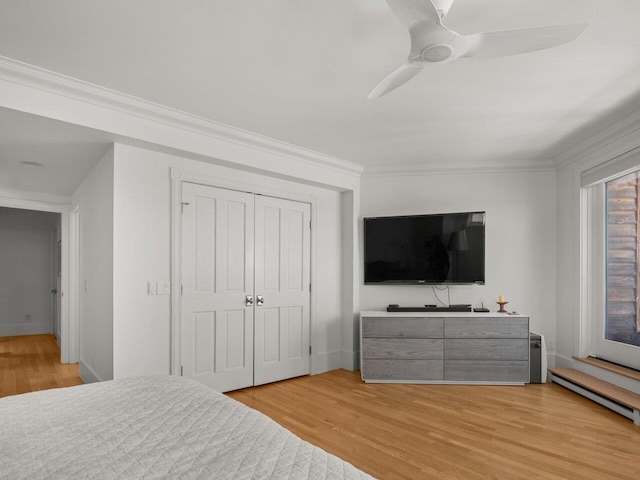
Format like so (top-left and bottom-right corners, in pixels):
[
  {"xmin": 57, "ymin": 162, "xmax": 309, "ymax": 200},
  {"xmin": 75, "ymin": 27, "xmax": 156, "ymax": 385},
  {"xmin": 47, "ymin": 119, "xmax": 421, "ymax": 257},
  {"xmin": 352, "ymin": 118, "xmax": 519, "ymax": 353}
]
[
  {"xmin": 0, "ymin": 199, "xmax": 78, "ymax": 367},
  {"xmin": 0, "ymin": 207, "xmax": 60, "ymax": 337},
  {"xmin": 0, "ymin": 206, "xmax": 82, "ymax": 395}
]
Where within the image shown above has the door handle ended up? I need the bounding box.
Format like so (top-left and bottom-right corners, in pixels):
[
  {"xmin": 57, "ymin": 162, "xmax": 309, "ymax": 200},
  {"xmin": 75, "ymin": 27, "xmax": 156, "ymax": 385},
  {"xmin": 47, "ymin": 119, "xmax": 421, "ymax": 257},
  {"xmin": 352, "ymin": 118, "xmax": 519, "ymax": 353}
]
[
  {"xmin": 257, "ymin": 295, "xmax": 264, "ymax": 306},
  {"xmin": 245, "ymin": 295, "xmax": 253, "ymax": 306},
  {"xmin": 51, "ymin": 289, "xmax": 58, "ymax": 294}
]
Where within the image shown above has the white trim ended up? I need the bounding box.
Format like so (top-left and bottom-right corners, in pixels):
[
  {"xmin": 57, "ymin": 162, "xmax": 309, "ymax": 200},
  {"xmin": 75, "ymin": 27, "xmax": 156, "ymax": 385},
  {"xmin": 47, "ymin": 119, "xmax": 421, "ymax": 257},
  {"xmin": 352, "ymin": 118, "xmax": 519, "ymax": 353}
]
[
  {"xmin": 554, "ymin": 353, "xmax": 576, "ymax": 369},
  {"xmin": 79, "ymin": 359, "xmax": 101, "ymax": 383},
  {"xmin": 554, "ymin": 109, "xmax": 640, "ymax": 171},
  {"xmin": 0, "ymin": 190, "xmax": 77, "ymax": 364},
  {"xmin": 309, "ymin": 195, "xmax": 319, "ymax": 375},
  {"xmin": 170, "ymin": 168, "xmax": 319, "ymax": 378},
  {"xmin": 50, "ymin": 229, "xmax": 57, "ymax": 338},
  {"xmin": 68, "ymin": 204, "xmax": 80, "ymax": 363},
  {"xmin": 576, "ymin": 185, "xmax": 604, "ymax": 357},
  {"xmin": 172, "ymin": 168, "xmax": 317, "ymax": 205},
  {"xmin": 580, "ymin": 146, "xmax": 640, "ymax": 187},
  {"xmin": 342, "ymin": 349, "xmax": 359, "ymax": 371},
  {"xmin": 170, "ymin": 173, "xmax": 182, "ymax": 376},
  {"xmin": 581, "ymin": 178, "xmax": 640, "ymax": 370},
  {"xmin": 313, "ymin": 351, "xmax": 344, "ymax": 373},
  {"xmin": 363, "ymin": 158, "xmax": 555, "ymax": 177},
  {"xmin": 579, "ymin": 186, "xmax": 593, "ymax": 359},
  {"xmin": 0, "ymin": 55, "xmax": 363, "ymax": 179}
]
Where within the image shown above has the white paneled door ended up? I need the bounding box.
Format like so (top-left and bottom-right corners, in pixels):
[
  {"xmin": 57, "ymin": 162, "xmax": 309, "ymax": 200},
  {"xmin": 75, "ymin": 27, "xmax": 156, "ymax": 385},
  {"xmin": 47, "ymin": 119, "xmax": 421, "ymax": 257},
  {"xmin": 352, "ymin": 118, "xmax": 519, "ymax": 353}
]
[
  {"xmin": 181, "ymin": 182, "xmax": 311, "ymax": 392},
  {"xmin": 254, "ymin": 195, "xmax": 311, "ymax": 386},
  {"xmin": 181, "ymin": 183, "xmax": 255, "ymax": 392}
]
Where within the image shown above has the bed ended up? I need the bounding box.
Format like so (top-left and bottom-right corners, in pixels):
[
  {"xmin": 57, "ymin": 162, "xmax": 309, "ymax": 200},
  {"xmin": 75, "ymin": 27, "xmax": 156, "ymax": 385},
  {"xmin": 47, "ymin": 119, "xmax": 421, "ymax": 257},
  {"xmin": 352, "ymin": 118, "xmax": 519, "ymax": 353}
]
[{"xmin": 0, "ymin": 376, "xmax": 375, "ymax": 479}]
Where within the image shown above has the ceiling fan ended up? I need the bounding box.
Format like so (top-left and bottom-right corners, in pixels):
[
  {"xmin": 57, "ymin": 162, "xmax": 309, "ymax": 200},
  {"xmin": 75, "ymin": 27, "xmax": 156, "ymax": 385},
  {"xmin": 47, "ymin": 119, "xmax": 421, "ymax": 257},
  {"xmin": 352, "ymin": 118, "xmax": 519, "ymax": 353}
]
[{"xmin": 368, "ymin": 0, "xmax": 587, "ymax": 99}]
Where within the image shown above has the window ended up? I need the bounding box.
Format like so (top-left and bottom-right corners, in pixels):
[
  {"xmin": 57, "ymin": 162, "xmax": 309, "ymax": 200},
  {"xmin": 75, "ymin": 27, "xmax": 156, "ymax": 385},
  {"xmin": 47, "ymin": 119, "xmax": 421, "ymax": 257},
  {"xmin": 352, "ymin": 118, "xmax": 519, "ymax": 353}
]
[
  {"xmin": 581, "ymin": 148, "xmax": 640, "ymax": 370},
  {"xmin": 605, "ymin": 172, "xmax": 640, "ymax": 347}
]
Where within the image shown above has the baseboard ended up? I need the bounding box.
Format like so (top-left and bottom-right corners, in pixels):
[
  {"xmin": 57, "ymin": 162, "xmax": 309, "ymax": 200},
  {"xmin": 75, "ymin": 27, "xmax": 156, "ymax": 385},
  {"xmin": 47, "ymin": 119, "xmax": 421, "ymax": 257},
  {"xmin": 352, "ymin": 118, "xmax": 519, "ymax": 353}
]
[
  {"xmin": 311, "ymin": 350, "xmax": 360, "ymax": 374},
  {"xmin": 546, "ymin": 352, "xmax": 556, "ymax": 369},
  {"xmin": 341, "ymin": 349, "xmax": 359, "ymax": 371},
  {"xmin": 0, "ymin": 322, "xmax": 51, "ymax": 336},
  {"xmin": 79, "ymin": 358, "xmax": 102, "ymax": 384},
  {"xmin": 554, "ymin": 353, "xmax": 575, "ymax": 369},
  {"xmin": 312, "ymin": 350, "xmax": 342, "ymax": 374}
]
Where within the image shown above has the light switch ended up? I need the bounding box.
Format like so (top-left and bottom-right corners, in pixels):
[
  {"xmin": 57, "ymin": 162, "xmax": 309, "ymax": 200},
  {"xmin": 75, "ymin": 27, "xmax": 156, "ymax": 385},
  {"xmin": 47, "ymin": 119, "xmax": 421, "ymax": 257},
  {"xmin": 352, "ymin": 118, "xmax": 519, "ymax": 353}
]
[
  {"xmin": 147, "ymin": 281, "xmax": 155, "ymax": 296},
  {"xmin": 156, "ymin": 281, "xmax": 171, "ymax": 295}
]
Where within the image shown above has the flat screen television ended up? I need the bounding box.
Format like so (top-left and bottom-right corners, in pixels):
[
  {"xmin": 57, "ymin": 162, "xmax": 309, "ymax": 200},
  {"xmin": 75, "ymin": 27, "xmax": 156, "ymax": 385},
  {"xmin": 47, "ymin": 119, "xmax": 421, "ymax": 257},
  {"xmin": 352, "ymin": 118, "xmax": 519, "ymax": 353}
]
[{"xmin": 364, "ymin": 211, "xmax": 485, "ymax": 285}]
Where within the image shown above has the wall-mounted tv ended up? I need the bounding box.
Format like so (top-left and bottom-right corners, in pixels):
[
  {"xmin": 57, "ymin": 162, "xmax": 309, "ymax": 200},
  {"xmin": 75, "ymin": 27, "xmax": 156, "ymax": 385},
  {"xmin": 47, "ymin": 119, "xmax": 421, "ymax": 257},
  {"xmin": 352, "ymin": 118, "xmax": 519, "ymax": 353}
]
[{"xmin": 364, "ymin": 211, "xmax": 485, "ymax": 285}]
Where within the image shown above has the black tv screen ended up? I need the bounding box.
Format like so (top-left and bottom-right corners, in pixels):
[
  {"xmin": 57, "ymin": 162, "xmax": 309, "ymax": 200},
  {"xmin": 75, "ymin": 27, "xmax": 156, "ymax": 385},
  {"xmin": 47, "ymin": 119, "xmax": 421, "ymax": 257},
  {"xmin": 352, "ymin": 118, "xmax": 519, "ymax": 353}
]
[{"xmin": 364, "ymin": 212, "xmax": 485, "ymax": 285}]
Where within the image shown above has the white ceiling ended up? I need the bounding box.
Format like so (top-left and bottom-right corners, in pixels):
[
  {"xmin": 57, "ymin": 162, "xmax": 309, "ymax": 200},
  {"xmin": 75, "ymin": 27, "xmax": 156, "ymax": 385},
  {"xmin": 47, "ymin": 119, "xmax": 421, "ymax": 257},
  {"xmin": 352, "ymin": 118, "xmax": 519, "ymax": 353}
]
[
  {"xmin": 1, "ymin": 0, "xmax": 640, "ymax": 191},
  {"xmin": 0, "ymin": 108, "xmax": 112, "ymax": 196}
]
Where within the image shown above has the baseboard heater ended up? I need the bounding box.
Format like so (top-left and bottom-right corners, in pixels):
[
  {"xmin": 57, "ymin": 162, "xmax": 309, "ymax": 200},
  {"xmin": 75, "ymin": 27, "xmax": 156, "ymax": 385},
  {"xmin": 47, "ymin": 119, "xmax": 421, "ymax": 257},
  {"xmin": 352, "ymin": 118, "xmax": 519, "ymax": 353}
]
[{"xmin": 548, "ymin": 371, "xmax": 640, "ymax": 425}]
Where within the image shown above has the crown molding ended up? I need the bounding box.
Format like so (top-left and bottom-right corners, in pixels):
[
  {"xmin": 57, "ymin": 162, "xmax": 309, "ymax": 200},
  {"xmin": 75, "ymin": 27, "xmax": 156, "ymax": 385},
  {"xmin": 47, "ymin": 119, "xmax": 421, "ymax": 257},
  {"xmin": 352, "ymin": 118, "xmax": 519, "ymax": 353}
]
[
  {"xmin": 0, "ymin": 56, "xmax": 364, "ymax": 178},
  {"xmin": 362, "ymin": 157, "xmax": 555, "ymax": 177},
  {"xmin": 553, "ymin": 107, "xmax": 640, "ymax": 170}
]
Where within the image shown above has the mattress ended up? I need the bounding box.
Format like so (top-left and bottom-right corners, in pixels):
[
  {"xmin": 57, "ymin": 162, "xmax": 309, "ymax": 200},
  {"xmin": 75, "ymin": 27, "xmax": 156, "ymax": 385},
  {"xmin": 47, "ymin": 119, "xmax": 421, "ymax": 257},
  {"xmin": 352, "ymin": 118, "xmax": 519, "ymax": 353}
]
[{"xmin": 0, "ymin": 376, "xmax": 375, "ymax": 479}]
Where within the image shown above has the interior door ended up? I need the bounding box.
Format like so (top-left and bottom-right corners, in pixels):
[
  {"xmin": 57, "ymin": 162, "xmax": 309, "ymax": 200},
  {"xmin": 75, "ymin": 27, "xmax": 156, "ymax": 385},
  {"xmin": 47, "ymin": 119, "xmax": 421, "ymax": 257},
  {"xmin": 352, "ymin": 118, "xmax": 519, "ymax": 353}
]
[
  {"xmin": 181, "ymin": 183, "xmax": 254, "ymax": 392},
  {"xmin": 254, "ymin": 195, "xmax": 311, "ymax": 386}
]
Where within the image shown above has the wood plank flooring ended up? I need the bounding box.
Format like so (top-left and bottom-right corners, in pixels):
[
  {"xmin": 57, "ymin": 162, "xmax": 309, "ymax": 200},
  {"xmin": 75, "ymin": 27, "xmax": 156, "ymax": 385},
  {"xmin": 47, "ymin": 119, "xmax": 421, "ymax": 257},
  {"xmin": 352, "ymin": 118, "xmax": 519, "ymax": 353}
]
[
  {"xmin": 0, "ymin": 334, "xmax": 82, "ymax": 397},
  {"xmin": 2, "ymin": 336, "xmax": 638, "ymax": 479},
  {"xmin": 229, "ymin": 370, "xmax": 640, "ymax": 480}
]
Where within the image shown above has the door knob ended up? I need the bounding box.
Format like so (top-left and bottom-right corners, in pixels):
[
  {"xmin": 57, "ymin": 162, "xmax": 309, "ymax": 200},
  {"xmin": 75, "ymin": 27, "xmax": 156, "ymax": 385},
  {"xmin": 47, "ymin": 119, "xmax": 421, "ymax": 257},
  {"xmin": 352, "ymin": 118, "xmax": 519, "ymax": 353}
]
[
  {"xmin": 51, "ymin": 289, "xmax": 58, "ymax": 294},
  {"xmin": 257, "ymin": 295, "xmax": 264, "ymax": 306},
  {"xmin": 245, "ymin": 295, "xmax": 253, "ymax": 306}
]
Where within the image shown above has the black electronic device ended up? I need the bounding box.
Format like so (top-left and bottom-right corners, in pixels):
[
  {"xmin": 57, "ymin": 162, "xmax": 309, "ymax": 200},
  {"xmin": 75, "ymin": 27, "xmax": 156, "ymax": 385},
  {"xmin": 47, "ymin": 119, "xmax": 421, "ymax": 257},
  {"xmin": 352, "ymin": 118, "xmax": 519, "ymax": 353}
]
[
  {"xmin": 364, "ymin": 211, "xmax": 485, "ymax": 285},
  {"xmin": 386, "ymin": 305, "xmax": 472, "ymax": 313},
  {"xmin": 473, "ymin": 308, "xmax": 490, "ymax": 312}
]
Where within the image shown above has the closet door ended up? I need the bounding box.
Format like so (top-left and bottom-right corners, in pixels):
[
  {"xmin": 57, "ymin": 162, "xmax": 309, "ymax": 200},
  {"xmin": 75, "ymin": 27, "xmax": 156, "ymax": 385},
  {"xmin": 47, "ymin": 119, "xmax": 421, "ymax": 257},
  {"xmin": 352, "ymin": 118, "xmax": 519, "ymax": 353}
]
[
  {"xmin": 181, "ymin": 183, "xmax": 254, "ymax": 392},
  {"xmin": 253, "ymin": 195, "xmax": 311, "ymax": 386}
]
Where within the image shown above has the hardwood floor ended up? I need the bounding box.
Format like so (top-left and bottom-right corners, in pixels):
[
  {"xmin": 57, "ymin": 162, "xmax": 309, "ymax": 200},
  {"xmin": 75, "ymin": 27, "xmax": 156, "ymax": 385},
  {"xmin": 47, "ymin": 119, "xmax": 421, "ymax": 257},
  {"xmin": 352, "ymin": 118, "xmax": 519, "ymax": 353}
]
[
  {"xmin": 2, "ymin": 338, "xmax": 638, "ymax": 479},
  {"xmin": 0, "ymin": 334, "xmax": 82, "ymax": 397},
  {"xmin": 229, "ymin": 369, "xmax": 640, "ymax": 480}
]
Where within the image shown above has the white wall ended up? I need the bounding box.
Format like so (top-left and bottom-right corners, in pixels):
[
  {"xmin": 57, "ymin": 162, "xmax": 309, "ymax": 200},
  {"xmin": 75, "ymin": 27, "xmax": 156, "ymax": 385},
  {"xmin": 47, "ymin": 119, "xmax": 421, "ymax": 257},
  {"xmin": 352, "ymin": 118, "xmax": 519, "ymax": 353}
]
[
  {"xmin": 73, "ymin": 147, "xmax": 114, "ymax": 382},
  {"xmin": 0, "ymin": 207, "xmax": 58, "ymax": 336},
  {"xmin": 360, "ymin": 170, "xmax": 557, "ymax": 357},
  {"xmin": 112, "ymin": 143, "xmax": 349, "ymax": 378}
]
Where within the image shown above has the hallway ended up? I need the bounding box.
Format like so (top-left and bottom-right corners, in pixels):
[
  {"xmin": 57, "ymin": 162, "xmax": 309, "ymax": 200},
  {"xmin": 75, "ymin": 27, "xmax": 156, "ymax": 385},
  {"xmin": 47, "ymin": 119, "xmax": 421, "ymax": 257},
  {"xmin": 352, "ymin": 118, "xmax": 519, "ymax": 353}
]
[{"xmin": 0, "ymin": 334, "xmax": 82, "ymax": 397}]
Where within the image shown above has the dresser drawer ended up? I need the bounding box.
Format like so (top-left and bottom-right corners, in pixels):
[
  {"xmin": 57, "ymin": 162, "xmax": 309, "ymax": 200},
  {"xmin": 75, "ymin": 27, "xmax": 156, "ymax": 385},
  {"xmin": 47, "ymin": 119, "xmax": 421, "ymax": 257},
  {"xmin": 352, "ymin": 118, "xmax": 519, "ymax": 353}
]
[
  {"xmin": 362, "ymin": 317, "xmax": 443, "ymax": 338},
  {"xmin": 445, "ymin": 339, "xmax": 529, "ymax": 361},
  {"xmin": 363, "ymin": 359, "xmax": 444, "ymax": 381},
  {"xmin": 445, "ymin": 317, "xmax": 529, "ymax": 339},
  {"xmin": 445, "ymin": 361, "xmax": 529, "ymax": 382},
  {"xmin": 362, "ymin": 338, "xmax": 443, "ymax": 360}
]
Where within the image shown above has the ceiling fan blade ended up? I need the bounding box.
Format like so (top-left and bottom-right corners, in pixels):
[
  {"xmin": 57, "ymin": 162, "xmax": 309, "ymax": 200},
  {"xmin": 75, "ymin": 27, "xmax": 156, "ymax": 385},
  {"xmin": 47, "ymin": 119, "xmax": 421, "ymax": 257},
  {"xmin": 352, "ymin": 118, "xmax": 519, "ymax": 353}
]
[
  {"xmin": 368, "ymin": 60, "xmax": 424, "ymax": 99},
  {"xmin": 463, "ymin": 23, "xmax": 587, "ymax": 59},
  {"xmin": 385, "ymin": 0, "xmax": 441, "ymax": 29}
]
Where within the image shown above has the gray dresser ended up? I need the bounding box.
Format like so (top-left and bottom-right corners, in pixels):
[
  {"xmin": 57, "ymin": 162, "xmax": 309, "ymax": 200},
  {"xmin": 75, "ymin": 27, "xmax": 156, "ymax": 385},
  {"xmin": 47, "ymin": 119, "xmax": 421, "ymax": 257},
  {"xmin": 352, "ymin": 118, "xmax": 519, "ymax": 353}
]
[{"xmin": 360, "ymin": 312, "xmax": 530, "ymax": 385}]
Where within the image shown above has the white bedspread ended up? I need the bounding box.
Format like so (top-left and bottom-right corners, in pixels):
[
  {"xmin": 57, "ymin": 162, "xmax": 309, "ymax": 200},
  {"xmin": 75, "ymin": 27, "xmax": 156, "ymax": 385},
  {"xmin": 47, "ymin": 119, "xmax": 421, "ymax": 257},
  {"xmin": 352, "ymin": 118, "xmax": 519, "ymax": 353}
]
[{"xmin": 0, "ymin": 376, "xmax": 375, "ymax": 479}]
